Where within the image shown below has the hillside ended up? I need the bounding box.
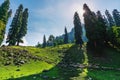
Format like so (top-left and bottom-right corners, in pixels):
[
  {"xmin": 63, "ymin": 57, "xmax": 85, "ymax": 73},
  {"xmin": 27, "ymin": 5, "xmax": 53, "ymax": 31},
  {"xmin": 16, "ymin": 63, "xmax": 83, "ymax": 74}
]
[{"xmin": 0, "ymin": 44, "xmax": 120, "ymax": 80}]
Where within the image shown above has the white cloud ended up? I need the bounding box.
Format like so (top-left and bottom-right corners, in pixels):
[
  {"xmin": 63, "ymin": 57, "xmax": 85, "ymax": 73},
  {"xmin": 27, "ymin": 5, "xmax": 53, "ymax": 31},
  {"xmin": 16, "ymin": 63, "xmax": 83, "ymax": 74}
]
[{"xmin": 19, "ymin": 37, "xmax": 28, "ymax": 46}]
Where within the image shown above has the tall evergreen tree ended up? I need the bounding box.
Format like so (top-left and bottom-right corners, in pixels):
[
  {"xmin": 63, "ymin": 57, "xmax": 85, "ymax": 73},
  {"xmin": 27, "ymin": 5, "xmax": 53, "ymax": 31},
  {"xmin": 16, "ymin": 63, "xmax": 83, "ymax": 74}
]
[
  {"xmin": 0, "ymin": 0, "xmax": 11, "ymax": 45},
  {"xmin": 42, "ymin": 35, "xmax": 46, "ymax": 48},
  {"xmin": 7, "ymin": 9, "xmax": 12, "ymax": 19},
  {"xmin": 83, "ymin": 3, "xmax": 98, "ymax": 48},
  {"xmin": 64, "ymin": 27, "xmax": 68, "ymax": 44},
  {"xmin": 105, "ymin": 10, "xmax": 115, "ymax": 27},
  {"xmin": 96, "ymin": 11, "xmax": 107, "ymax": 45},
  {"xmin": 112, "ymin": 9, "xmax": 120, "ymax": 26},
  {"xmin": 16, "ymin": 8, "xmax": 28, "ymax": 46},
  {"xmin": 83, "ymin": 4, "xmax": 107, "ymax": 52},
  {"xmin": 0, "ymin": 0, "xmax": 10, "ymax": 24},
  {"xmin": 73, "ymin": 12, "xmax": 83, "ymax": 46},
  {"xmin": 6, "ymin": 4, "xmax": 23, "ymax": 46},
  {"xmin": 103, "ymin": 15, "xmax": 109, "ymax": 28},
  {"xmin": 47, "ymin": 35, "xmax": 55, "ymax": 46}
]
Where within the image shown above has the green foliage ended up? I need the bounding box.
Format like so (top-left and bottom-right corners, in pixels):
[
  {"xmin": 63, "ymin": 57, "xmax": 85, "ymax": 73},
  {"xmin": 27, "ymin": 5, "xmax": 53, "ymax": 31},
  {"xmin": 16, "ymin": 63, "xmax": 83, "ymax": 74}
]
[
  {"xmin": 64, "ymin": 27, "xmax": 68, "ymax": 44},
  {"xmin": 0, "ymin": 0, "xmax": 10, "ymax": 24},
  {"xmin": 42, "ymin": 35, "xmax": 47, "ymax": 48},
  {"xmin": 112, "ymin": 9, "xmax": 120, "ymax": 26},
  {"xmin": 108, "ymin": 26, "xmax": 120, "ymax": 47},
  {"xmin": 16, "ymin": 8, "xmax": 28, "ymax": 46},
  {"xmin": 74, "ymin": 12, "xmax": 83, "ymax": 46},
  {"xmin": 105, "ymin": 10, "xmax": 115, "ymax": 27},
  {"xmin": 47, "ymin": 35, "xmax": 55, "ymax": 46},
  {"xmin": 0, "ymin": 20, "xmax": 5, "ymax": 45},
  {"xmin": 36, "ymin": 42, "xmax": 42, "ymax": 48},
  {"xmin": 6, "ymin": 4, "xmax": 28, "ymax": 46},
  {"xmin": 54, "ymin": 38, "xmax": 64, "ymax": 46},
  {"xmin": 83, "ymin": 4, "xmax": 107, "ymax": 52},
  {"xmin": 0, "ymin": 0, "xmax": 11, "ymax": 45},
  {"xmin": 6, "ymin": 4, "xmax": 23, "ymax": 46},
  {"xmin": 83, "ymin": 3, "xmax": 98, "ymax": 48}
]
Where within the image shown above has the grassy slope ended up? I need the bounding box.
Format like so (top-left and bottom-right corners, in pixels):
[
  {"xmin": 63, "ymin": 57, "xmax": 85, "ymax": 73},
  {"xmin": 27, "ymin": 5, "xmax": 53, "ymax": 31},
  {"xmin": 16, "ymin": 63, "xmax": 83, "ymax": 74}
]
[
  {"xmin": 0, "ymin": 44, "xmax": 72, "ymax": 80},
  {"xmin": 0, "ymin": 44, "xmax": 120, "ymax": 80},
  {"xmin": 87, "ymin": 46, "xmax": 120, "ymax": 80}
]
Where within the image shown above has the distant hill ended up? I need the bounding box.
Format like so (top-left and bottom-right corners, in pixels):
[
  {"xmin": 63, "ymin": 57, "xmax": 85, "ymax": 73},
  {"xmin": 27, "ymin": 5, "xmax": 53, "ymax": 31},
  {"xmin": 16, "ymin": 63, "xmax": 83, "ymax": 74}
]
[{"xmin": 55, "ymin": 24, "xmax": 88, "ymax": 43}]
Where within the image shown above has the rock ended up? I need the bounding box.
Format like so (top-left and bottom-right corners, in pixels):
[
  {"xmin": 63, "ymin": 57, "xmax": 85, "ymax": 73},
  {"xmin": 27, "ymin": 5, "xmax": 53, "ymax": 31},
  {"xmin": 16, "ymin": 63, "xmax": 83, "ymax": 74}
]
[
  {"xmin": 42, "ymin": 75, "xmax": 49, "ymax": 79},
  {"xmin": 9, "ymin": 53, "xmax": 14, "ymax": 56},
  {"xmin": 4, "ymin": 61, "xmax": 11, "ymax": 66},
  {"xmin": 33, "ymin": 76, "xmax": 36, "ymax": 79},
  {"xmin": 52, "ymin": 76, "xmax": 57, "ymax": 79},
  {"xmin": 19, "ymin": 60, "xmax": 25, "ymax": 64}
]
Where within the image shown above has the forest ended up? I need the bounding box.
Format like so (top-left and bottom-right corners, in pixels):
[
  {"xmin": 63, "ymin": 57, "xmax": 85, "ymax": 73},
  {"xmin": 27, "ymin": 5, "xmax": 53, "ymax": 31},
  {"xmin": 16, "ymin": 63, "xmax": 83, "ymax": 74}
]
[{"xmin": 0, "ymin": 0, "xmax": 120, "ymax": 80}]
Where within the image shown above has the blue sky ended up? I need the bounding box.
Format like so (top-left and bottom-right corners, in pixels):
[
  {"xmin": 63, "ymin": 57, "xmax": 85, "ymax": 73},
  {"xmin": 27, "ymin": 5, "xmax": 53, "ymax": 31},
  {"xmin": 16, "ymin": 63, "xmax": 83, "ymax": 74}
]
[{"xmin": 0, "ymin": 0, "xmax": 120, "ymax": 46}]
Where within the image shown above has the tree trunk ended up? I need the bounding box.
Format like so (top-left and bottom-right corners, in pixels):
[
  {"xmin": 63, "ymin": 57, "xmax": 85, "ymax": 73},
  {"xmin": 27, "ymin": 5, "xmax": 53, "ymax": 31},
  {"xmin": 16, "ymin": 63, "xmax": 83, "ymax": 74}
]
[{"xmin": 17, "ymin": 41, "xmax": 19, "ymax": 46}]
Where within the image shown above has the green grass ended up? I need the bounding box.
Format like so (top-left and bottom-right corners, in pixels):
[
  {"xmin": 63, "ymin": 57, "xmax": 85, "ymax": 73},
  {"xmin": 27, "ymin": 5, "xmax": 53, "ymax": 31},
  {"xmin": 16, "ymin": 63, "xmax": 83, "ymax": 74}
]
[
  {"xmin": 0, "ymin": 61, "xmax": 53, "ymax": 80},
  {"xmin": 88, "ymin": 69, "xmax": 120, "ymax": 80},
  {"xmin": 0, "ymin": 44, "xmax": 120, "ymax": 80},
  {"xmin": 0, "ymin": 20, "xmax": 5, "ymax": 45},
  {"xmin": 0, "ymin": 44, "xmax": 72, "ymax": 80}
]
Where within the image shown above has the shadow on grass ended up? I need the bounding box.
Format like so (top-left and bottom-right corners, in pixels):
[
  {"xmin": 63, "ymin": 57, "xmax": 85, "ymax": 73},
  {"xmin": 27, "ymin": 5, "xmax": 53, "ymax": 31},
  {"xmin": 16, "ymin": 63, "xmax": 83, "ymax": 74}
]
[
  {"xmin": 8, "ymin": 45, "xmax": 86, "ymax": 80},
  {"xmin": 86, "ymin": 45, "xmax": 120, "ymax": 80}
]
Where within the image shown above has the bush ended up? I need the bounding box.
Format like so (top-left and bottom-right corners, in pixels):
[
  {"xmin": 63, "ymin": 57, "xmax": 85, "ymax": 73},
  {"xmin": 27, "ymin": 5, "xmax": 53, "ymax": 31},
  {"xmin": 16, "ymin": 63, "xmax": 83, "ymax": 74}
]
[{"xmin": 108, "ymin": 26, "xmax": 120, "ymax": 47}]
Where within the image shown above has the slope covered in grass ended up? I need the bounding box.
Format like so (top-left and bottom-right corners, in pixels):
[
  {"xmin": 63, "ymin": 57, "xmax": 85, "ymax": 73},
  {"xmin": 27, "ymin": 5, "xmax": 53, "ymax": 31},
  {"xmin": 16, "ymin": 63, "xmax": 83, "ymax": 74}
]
[
  {"xmin": 0, "ymin": 44, "xmax": 120, "ymax": 80},
  {"xmin": 0, "ymin": 44, "xmax": 72, "ymax": 80}
]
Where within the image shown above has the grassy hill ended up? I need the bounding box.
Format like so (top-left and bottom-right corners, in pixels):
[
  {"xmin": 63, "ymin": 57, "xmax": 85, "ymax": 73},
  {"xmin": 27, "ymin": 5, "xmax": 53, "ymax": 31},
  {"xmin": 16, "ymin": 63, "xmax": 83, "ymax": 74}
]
[{"xmin": 0, "ymin": 44, "xmax": 120, "ymax": 80}]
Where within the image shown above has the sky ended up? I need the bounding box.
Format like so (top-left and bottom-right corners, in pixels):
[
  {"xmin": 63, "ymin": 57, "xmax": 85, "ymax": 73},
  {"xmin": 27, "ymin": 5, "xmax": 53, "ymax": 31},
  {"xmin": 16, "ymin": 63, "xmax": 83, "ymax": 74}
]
[{"xmin": 0, "ymin": 0, "xmax": 120, "ymax": 46}]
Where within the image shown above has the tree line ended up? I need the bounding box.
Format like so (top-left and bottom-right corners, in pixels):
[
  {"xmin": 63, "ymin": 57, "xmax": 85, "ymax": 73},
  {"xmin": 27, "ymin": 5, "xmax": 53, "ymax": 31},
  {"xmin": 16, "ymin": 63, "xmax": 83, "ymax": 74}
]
[
  {"xmin": 38, "ymin": 3, "xmax": 120, "ymax": 52},
  {"xmin": 83, "ymin": 4, "xmax": 120, "ymax": 53},
  {"xmin": 0, "ymin": 0, "xmax": 29, "ymax": 46}
]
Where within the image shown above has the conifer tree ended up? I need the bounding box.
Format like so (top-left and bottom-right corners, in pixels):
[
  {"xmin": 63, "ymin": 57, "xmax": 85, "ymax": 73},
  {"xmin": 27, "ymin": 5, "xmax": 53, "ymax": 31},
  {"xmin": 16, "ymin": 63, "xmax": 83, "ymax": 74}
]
[
  {"xmin": 83, "ymin": 3, "xmax": 98, "ymax": 48},
  {"xmin": 105, "ymin": 10, "xmax": 115, "ymax": 27},
  {"xmin": 74, "ymin": 12, "xmax": 83, "ymax": 46},
  {"xmin": 6, "ymin": 4, "xmax": 23, "ymax": 46},
  {"xmin": 16, "ymin": 8, "xmax": 28, "ymax": 46},
  {"xmin": 112, "ymin": 9, "xmax": 120, "ymax": 26},
  {"xmin": 0, "ymin": 0, "xmax": 11, "ymax": 45},
  {"xmin": 0, "ymin": 0, "xmax": 10, "ymax": 24},
  {"xmin": 64, "ymin": 27, "xmax": 68, "ymax": 44},
  {"xmin": 36, "ymin": 42, "xmax": 42, "ymax": 47},
  {"xmin": 47, "ymin": 35, "xmax": 54, "ymax": 46},
  {"xmin": 83, "ymin": 4, "xmax": 107, "ymax": 51},
  {"xmin": 42, "ymin": 35, "xmax": 46, "ymax": 48},
  {"xmin": 96, "ymin": 11, "xmax": 107, "ymax": 45},
  {"xmin": 103, "ymin": 15, "xmax": 109, "ymax": 28}
]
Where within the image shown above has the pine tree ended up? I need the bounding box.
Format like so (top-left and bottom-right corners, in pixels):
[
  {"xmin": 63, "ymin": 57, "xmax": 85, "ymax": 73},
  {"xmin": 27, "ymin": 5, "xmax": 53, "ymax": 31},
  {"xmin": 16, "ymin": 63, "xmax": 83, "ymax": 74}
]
[
  {"xmin": 0, "ymin": 0, "xmax": 10, "ymax": 24},
  {"xmin": 83, "ymin": 4, "xmax": 107, "ymax": 51},
  {"xmin": 16, "ymin": 8, "xmax": 28, "ymax": 46},
  {"xmin": 83, "ymin": 3, "xmax": 98, "ymax": 48},
  {"xmin": 47, "ymin": 35, "xmax": 54, "ymax": 46},
  {"xmin": 64, "ymin": 27, "xmax": 68, "ymax": 44},
  {"xmin": 73, "ymin": 12, "xmax": 83, "ymax": 46},
  {"xmin": 0, "ymin": 0, "xmax": 11, "ymax": 45},
  {"xmin": 36, "ymin": 42, "xmax": 42, "ymax": 48},
  {"xmin": 112, "ymin": 9, "xmax": 120, "ymax": 26},
  {"xmin": 96, "ymin": 11, "xmax": 107, "ymax": 45},
  {"xmin": 6, "ymin": 4, "xmax": 23, "ymax": 46},
  {"xmin": 7, "ymin": 9, "xmax": 12, "ymax": 19},
  {"xmin": 42, "ymin": 35, "xmax": 46, "ymax": 48},
  {"xmin": 103, "ymin": 15, "xmax": 109, "ymax": 28},
  {"xmin": 105, "ymin": 10, "xmax": 115, "ymax": 27}
]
